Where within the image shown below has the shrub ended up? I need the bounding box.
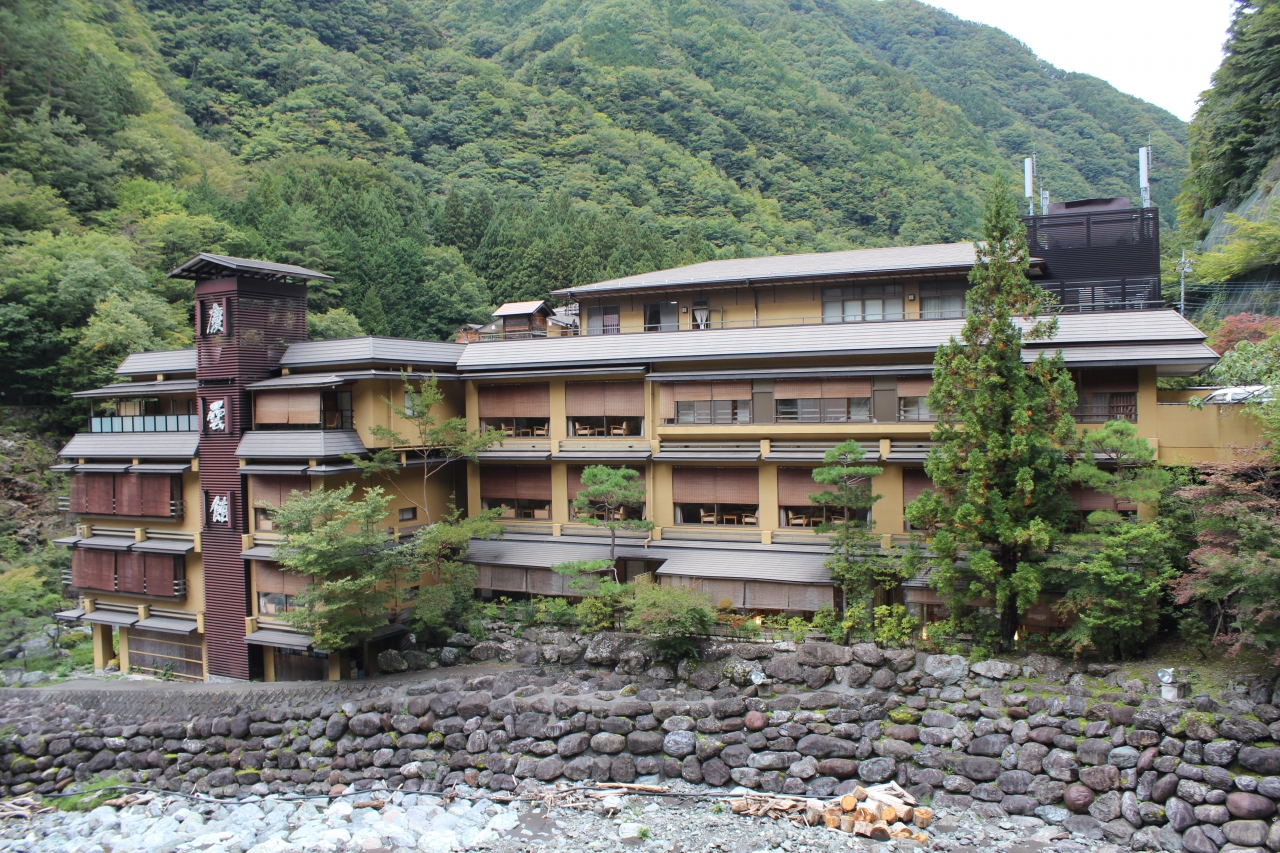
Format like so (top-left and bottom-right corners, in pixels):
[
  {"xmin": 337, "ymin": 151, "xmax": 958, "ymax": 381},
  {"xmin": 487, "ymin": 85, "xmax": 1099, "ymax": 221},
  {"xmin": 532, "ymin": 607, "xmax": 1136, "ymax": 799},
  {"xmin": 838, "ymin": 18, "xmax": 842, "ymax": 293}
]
[
  {"xmin": 575, "ymin": 595, "xmax": 618, "ymax": 633},
  {"xmin": 873, "ymin": 604, "xmax": 919, "ymax": 647},
  {"xmin": 625, "ymin": 584, "xmax": 714, "ymax": 661}
]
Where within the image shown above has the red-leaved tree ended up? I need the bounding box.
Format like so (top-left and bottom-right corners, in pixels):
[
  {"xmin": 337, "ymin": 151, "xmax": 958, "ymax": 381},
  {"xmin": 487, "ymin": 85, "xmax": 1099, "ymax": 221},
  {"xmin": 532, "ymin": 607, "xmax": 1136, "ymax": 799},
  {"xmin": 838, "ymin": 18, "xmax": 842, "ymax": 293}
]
[
  {"xmin": 1208, "ymin": 313, "xmax": 1280, "ymax": 355},
  {"xmin": 1172, "ymin": 444, "xmax": 1280, "ymax": 662}
]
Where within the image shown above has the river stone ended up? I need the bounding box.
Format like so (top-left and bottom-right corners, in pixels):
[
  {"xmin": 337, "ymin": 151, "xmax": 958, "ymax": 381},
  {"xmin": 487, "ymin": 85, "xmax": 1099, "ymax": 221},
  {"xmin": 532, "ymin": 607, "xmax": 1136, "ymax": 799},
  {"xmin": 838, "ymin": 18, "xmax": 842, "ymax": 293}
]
[
  {"xmin": 997, "ymin": 770, "xmax": 1032, "ymax": 794},
  {"xmin": 1194, "ymin": 804, "xmax": 1230, "ymax": 824},
  {"xmin": 1239, "ymin": 746, "xmax": 1280, "ymax": 775},
  {"xmin": 968, "ymin": 734, "xmax": 1012, "ymax": 756},
  {"xmin": 663, "ymin": 731, "xmax": 696, "ymax": 758},
  {"xmin": 1065, "ymin": 784, "xmax": 1096, "ymax": 813},
  {"xmin": 1080, "ymin": 764, "xmax": 1120, "ymax": 792},
  {"xmin": 970, "ymin": 659, "xmax": 1019, "ymax": 680},
  {"xmin": 1226, "ymin": 790, "xmax": 1277, "ymax": 819},
  {"xmin": 1107, "ymin": 746, "xmax": 1140, "ymax": 768},
  {"xmin": 816, "ymin": 759, "xmax": 859, "ymax": 779},
  {"xmin": 348, "ymin": 713, "xmax": 383, "ymax": 737},
  {"xmin": 1181, "ymin": 826, "xmax": 1219, "ymax": 853},
  {"xmin": 1203, "ymin": 739, "xmax": 1239, "ymax": 766},
  {"xmin": 961, "ymin": 756, "xmax": 1001, "ymax": 782},
  {"xmin": 1077, "ymin": 738, "xmax": 1113, "ymax": 765},
  {"xmin": 1223, "ymin": 819, "xmax": 1269, "ymax": 847},
  {"xmin": 1221, "ymin": 716, "xmax": 1270, "ymax": 743},
  {"xmin": 857, "ymin": 757, "xmax": 896, "ymax": 783},
  {"xmin": 1165, "ymin": 796, "xmax": 1196, "ymax": 832},
  {"xmin": 797, "ymin": 643, "xmax": 853, "ymax": 667},
  {"xmin": 924, "ymin": 654, "xmax": 968, "ymax": 684},
  {"xmin": 1089, "ymin": 791, "xmax": 1122, "ymax": 823},
  {"xmin": 796, "ymin": 734, "xmax": 856, "ymax": 758},
  {"xmin": 1043, "ymin": 749, "xmax": 1079, "ymax": 782}
]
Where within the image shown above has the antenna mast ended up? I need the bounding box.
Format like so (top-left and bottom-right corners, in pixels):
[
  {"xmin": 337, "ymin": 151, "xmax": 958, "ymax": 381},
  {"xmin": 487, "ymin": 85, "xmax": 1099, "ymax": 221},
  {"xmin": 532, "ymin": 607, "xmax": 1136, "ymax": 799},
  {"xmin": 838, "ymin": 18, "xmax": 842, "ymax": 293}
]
[
  {"xmin": 1024, "ymin": 155, "xmax": 1036, "ymax": 216},
  {"xmin": 1139, "ymin": 145, "xmax": 1152, "ymax": 209}
]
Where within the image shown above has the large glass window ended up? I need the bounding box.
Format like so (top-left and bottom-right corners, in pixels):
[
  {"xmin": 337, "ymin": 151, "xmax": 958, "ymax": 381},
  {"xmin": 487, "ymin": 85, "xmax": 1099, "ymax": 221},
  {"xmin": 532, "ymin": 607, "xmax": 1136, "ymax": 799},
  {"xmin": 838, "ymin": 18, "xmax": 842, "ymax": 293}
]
[
  {"xmin": 586, "ymin": 305, "xmax": 621, "ymax": 335},
  {"xmin": 675, "ymin": 503, "xmax": 759, "ymax": 525},
  {"xmin": 780, "ymin": 505, "xmax": 870, "ymax": 528},
  {"xmin": 822, "ymin": 285, "xmax": 904, "ymax": 323},
  {"xmin": 644, "ymin": 301, "xmax": 679, "ymax": 332},
  {"xmin": 674, "ymin": 399, "xmax": 751, "ymax": 424},
  {"xmin": 258, "ymin": 591, "xmax": 299, "ymax": 616},
  {"xmin": 921, "ymin": 292, "xmax": 966, "ymax": 319},
  {"xmin": 482, "ymin": 498, "xmax": 551, "ymax": 520},
  {"xmin": 898, "ymin": 396, "xmax": 935, "ymax": 422}
]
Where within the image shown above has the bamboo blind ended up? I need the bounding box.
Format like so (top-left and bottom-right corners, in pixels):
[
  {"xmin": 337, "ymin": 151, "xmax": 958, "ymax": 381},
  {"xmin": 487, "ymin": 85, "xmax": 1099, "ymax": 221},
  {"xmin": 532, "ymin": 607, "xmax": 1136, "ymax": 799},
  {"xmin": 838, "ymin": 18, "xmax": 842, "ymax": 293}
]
[
  {"xmin": 477, "ymin": 384, "xmax": 551, "ymax": 418},
  {"xmin": 671, "ymin": 467, "xmax": 759, "ymax": 503}
]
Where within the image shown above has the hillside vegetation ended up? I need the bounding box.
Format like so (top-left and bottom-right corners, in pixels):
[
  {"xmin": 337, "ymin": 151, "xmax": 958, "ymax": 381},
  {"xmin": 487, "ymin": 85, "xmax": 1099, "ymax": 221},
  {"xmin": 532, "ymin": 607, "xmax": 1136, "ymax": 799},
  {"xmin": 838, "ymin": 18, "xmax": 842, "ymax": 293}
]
[{"xmin": 1, "ymin": 0, "xmax": 1186, "ymax": 419}]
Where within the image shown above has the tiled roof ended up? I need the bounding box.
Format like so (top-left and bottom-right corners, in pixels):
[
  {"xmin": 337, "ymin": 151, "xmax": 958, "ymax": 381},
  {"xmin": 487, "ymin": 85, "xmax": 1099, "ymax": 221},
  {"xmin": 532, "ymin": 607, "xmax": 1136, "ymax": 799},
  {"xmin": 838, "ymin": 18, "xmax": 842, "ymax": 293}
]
[
  {"xmin": 114, "ymin": 349, "xmax": 197, "ymax": 377},
  {"xmin": 59, "ymin": 432, "xmax": 199, "ymax": 460},
  {"xmin": 235, "ymin": 430, "xmax": 367, "ymax": 460},
  {"xmin": 279, "ymin": 337, "xmax": 465, "ymax": 369},
  {"xmin": 168, "ymin": 253, "xmax": 333, "ymax": 282}
]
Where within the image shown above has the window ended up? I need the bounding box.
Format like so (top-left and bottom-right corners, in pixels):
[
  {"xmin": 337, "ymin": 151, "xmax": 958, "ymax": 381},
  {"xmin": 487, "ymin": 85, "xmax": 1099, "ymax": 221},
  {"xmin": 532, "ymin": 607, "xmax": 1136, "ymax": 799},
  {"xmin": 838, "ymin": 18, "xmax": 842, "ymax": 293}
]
[
  {"xmin": 672, "ymin": 467, "xmax": 759, "ymax": 525},
  {"xmin": 1074, "ymin": 392, "xmax": 1137, "ymax": 423},
  {"xmin": 775, "ymin": 398, "xmax": 821, "ymax": 422},
  {"xmin": 321, "ymin": 391, "xmax": 352, "ymax": 429},
  {"xmin": 898, "ymin": 396, "xmax": 934, "ymax": 421},
  {"xmin": 257, "ymin": 591, "xmax": 299, "ymax": 616},
  {"xmin": 398, "ymin": 506, "xmax": 417, "ymax": 522},
  {"xmin": 586, "ymin": 305, "xmax": 621, "ymax": 335},
  {"xmin": 254, "ymin": 507, "xmax": 274, "ymax": 531},
  {"xmin": 921, "ymin": 292, "xmax": 966, "ymax": 319},
  {"xmin": 822, "ymin": 285, "xmax": 904, "ymax": 323},
  {"xmin": 822, "ymin": 397, "xmax": 872, "ymax": 423},
  {"xmin": 403, "ymin": 390, "xmax": 417, "ymax": 417},
  {"xmin": 644, "ymin": 301, "xmax": 679, "ymax": 332},
  {"xmin": 675, "ymin": 399, "xmax": 751, "ymax": 424},
  {"xmin": 565, "ymin": 380, "xmax": 645, "ymax": 437}
]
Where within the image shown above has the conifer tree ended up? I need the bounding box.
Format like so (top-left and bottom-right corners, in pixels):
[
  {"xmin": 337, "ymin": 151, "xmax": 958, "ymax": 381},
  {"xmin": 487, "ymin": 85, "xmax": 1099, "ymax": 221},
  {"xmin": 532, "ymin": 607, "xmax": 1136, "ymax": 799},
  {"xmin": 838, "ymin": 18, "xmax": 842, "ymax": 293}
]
[{"xmin": 906, "ymin": 174, "xmax": 1078, "ymax": 650}]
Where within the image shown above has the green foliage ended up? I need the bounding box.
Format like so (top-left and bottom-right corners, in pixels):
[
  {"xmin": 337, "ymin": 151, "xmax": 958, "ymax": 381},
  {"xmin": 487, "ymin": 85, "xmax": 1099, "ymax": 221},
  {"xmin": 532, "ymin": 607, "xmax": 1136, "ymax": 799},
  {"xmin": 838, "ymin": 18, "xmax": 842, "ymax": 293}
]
[
  {"xmin": 308, "ymin": 308, "xmax": 364, "ymax": 341},
  {"xmin": 270, "ymin": 484, "xmax": 398, "ymax": 651},
  {"xmin": 1072, "ymin": 419, "xmax": 1172, "ymax": 509},
  {"xmin": 907, "ymin": 174, "xmax": 1078, "ymax": 649},
  {"xmin": 624, "ymin": 583, "xmax": 714, "ymax": 661},
  {"xmin": 574, "ymin": 595, "xmax": 619, "ymax": 634},
  {"xmin": 1050, "ymin": 519, "xmax": 1177, "ymax": 659},
  {"xmin": 0, "ymin": 560, "xmax": 65, "ymax": 660},
  {"xmin": 810, "ymin": 605, "xmax": 843, "ymax": 643},
  {"xmin": 55, "ymin": 775, "xmax": 124, "ymax": 812},
  {"xmin": 1185, "ymin": 0, "xmax": 1280, "ymax": 214},
  {"xmin": 873, "ymin": 604, "xmax": 919, "ymax": 648},
  {"xmin": 404, "ymin": 505, "xmax": 505, "ymax": 635},
  {"xmin": 810, "ymin": 440, "xmax": 907, "ymax": 636},
  {"xmin": 569, "ymin": 466, "xmax": 654, "ymax": 564}
]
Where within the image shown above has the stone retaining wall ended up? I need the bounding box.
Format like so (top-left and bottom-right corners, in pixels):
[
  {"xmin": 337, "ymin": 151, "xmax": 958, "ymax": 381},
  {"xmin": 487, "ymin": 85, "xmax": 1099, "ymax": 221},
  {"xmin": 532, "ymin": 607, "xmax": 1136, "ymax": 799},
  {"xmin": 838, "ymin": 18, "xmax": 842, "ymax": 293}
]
[{"xmin": 5, "ymin": 634, "xmax": 1280, "ymax": 852}]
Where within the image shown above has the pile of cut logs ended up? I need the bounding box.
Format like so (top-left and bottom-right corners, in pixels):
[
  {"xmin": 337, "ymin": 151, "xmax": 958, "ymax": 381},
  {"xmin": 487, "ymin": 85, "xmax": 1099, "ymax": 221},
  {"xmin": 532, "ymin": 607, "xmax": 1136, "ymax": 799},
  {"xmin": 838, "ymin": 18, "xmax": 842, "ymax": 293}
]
[{"xmin": 730, "ymin": 782, "xmax": 931, "ymax": 844}]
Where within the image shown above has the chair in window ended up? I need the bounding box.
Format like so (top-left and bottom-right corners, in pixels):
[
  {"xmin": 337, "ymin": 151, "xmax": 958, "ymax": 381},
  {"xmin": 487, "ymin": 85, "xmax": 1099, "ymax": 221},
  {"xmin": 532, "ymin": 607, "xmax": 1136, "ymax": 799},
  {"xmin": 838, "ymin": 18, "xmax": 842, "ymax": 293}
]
[
  {"xmin": 788, "ymin": 511, "xmax": 809, "ymax": 527},
  {"xmin": 610, "ymin": 423, "xmax": 627, "ymax": 436},
  {"xmin": 741, "ymin": 512, "xmax": 758, "ymax": 526},
  {"xmin": 501, "ymin": 423, "xmax": 515, "ymax": 437},
  {"xmin": 700, "ymin": 508, "xmax": 717, "ymax": 524},
  {"xmin": 533, "ymin": 424, "xmax": 548, "ymax": 437},
  {"xmin": 576, "ymin": 422, "xmax": 594, "ymax": 437}
]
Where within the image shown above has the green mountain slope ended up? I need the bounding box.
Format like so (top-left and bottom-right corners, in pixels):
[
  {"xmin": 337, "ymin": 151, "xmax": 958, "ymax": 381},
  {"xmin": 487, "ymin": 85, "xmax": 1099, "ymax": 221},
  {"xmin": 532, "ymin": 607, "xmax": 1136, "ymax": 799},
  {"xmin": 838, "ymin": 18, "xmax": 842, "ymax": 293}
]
[{"xmin": 1, "ymin": 0, "xmax": 1188, "ymax": 414}]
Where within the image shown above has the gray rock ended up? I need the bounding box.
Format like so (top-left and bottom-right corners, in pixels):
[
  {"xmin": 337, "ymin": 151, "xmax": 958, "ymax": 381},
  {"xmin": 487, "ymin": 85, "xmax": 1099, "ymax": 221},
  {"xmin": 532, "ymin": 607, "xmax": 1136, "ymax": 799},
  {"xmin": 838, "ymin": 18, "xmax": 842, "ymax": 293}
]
[
  {"xmin": 1108, "ymin": 746, "xmax": 1140, "ymax": 768},
  {"xmin": 376, "ymin": 649, "xmax": 408, "ymax": 673},
  {"xmin": 924, "ymin": 654, "xmax": 968, "ymax": 684},
  {"xmin": 1223, "ymin": 819, "xmax": 1269, "ymax": 847},
  {"xmin": 849, "ymin": 643, "xmax": 883, "ymax": 666},
  {"xmin": 662, "ymin": 731, "xmax": 696, "ymax": 758},
  {"xmin": 796, "ymin": 643, "xmax": 853, "ymax": 667},
  {"xmin": 970, "ymin": 659, "xmax": 1019, "ymax": 680},
  {"xmin": 857, "ymin": 757, "xmax": 896, "ymax": 783},
  {"xmin": 1181, "ymin": 826, "xmax": 1218, "ymax": 853},
  {"xmin": 1202, "ymin": 739, "xmax": 1239, "ymax": 766},
  {"xmin": 1238, "ymin": 746, "xmax": 1280, "ymax": 775},
  {"xmin": 1089, "ymin": 791, "xmax": 1122, "ymax": 822},
  {"xmin": 348, "ymin": 712, "xmax": 383, "ymax": 737},
  {"xmin": 1077, "ymin": 738, "xmax": 1113, "ymax": 765},
  {"xmin": 1166, "ymin": 796, "xmax": 1196, "ymax": 832}
]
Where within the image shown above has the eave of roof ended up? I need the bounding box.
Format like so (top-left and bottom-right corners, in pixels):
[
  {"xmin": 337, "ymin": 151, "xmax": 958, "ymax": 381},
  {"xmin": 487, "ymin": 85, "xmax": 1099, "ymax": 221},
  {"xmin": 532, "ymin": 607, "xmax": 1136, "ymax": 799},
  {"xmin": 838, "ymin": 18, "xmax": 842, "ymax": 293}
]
[
  {"xmin": 115, "ymin": 349, "xmax": 197, "ymax": 377},
  {"xmin": 549, "ymin": 242, "xmax": 1036, "ymax": 298},
  {"xmin": 279, "ymin": 336, "xmax": 465, "ymax": 369},
  {"xmin": 73, "ymin": 379, "xmax": 198, "ymax": 399},
  {"xmin": 457, "ymin": 310, "xmax": 1207, "ymax": 372},
  {"xmin": 168, "ymin": 253, "xmax": 333, "ymax": 282}
]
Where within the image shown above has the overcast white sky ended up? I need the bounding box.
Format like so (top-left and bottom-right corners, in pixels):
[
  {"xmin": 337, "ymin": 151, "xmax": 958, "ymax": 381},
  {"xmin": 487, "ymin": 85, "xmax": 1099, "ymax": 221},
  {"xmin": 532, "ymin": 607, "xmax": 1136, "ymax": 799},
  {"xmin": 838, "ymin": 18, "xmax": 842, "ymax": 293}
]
[{"xmin": 925, "ymin": 0, "xmax": 1237, "ymax": 122}]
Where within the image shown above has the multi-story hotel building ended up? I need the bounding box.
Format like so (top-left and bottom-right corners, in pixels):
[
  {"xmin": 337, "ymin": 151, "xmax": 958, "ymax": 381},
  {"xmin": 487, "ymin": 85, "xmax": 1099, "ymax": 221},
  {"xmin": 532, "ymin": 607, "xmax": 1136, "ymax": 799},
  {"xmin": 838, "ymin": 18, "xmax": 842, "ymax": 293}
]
[{"xmin": 51, "ymin": 201, "xmax": 1261, "ymax": 681}]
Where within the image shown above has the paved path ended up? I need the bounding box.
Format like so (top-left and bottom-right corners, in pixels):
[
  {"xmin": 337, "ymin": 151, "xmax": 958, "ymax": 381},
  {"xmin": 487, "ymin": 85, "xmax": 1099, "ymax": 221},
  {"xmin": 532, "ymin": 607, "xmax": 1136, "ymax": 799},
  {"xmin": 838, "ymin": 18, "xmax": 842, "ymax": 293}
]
[{"xmin": 0, "ymin": 662, "xmax": 521, "ymax": 719}]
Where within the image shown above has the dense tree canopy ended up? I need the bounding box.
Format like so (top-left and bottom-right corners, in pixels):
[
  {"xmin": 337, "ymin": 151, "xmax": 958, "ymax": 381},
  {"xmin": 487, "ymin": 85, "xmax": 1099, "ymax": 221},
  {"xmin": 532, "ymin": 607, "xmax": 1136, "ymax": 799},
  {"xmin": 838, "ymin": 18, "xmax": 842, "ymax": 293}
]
[{"xmin": 1, "ymin": 0, "xmax": 1185, "ymax": 424}]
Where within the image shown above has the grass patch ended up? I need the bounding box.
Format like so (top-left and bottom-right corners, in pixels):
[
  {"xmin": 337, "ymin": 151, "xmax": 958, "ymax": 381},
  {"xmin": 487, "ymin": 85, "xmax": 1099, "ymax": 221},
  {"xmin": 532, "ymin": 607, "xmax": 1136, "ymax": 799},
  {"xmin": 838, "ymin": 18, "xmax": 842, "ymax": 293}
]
[{"xmin": 55, "ymin": 775, "xmax": 125, "ymax": 812}]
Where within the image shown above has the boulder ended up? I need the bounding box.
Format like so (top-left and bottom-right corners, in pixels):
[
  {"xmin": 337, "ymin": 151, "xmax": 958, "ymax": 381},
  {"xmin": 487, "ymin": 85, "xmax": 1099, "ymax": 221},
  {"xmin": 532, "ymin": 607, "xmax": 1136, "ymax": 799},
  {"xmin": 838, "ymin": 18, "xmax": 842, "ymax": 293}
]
[
  {"xmin": 1222, "ymin": 819, "xmax": 1269, "ymax": 847},
  {"xmin": 583, "ymin": 633, "xmax": 634, "ymax": 666},
  {"xmin": 764, "ymin": 654, "xmax": 802, "ymax": 683},
  {"xmin": 662, "ymin": 731, "xmax": 696, "ymax": 759},
  {"xmin": 968, "ymin": 734, "xmax": 1012, "ymax": 756},
  {"xmin": 376, "ymin": 649, "xmax": 408, "ymax": 673},
  {"xmin": 1080, "ymin": 765, "xmax": 1120, "ymax": 792},
  {"xmin": 796, "ymin": 735, "xmax": 856, "ymax": 759},
  {"xmin": 1225, "ymin": 790, "xmax": 1277, "ymax": 819},
  {"xmin": 1064, "ymin": 784, "xmax": 1096, "ymax": 814},
  {"xmin": 970, "ymin": 659, "xmax": 1019, "ymax": 680},
  {"xmin": 849, "ymin": 643, "xmax": 883, "ymax": 666},
  {"xmin": 796, "ymin": 643, "xmax": 853, "ymax": 667},
  {"xmin": 1238, "ymin": 746, "xmax": 1280, "ymax": 775},
  {"xmin": 1181, "ymin": 826, "xmax": 1219, "ymax": 853},
  {"xmin": 924, "ymin": 654, "xmax": 968, "ymax": 684},
  {"xmin": 1089, "ymin": 791, "xmax": 1122, "ymax": 823},
  {"xmin": 816, "ymin": 759, "xmax": 859, "ymax": 779},
  {"xmin": 1076, "ymin": 738, "xmax": 1113, "ymax": 765},
  {"xmin": 1165, "ymin": 797, "xmax": 1196, "ymax": 832},
  {"xmin": 1220, "ymin": 716, "xmax": 1270, "ymax": 743},
  {"xmin": 347, "ymin": 713, "xmax": 383, "ymax": 737},
  {"xmin": 857, "ymin": 757, "xmax": 896, "ymax": 783}
]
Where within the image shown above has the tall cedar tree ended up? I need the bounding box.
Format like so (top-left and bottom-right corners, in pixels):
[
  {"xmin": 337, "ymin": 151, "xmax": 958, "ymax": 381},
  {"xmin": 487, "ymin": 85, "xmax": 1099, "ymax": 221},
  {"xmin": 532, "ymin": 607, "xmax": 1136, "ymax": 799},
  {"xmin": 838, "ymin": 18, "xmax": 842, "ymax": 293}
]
[
  {"xmin": 906, "ymin": 174, "xmax": 1078, "ymax": 649},
  {"xmin": 809, "ymin": 441, "xmax": 910, "ymax": 633}
]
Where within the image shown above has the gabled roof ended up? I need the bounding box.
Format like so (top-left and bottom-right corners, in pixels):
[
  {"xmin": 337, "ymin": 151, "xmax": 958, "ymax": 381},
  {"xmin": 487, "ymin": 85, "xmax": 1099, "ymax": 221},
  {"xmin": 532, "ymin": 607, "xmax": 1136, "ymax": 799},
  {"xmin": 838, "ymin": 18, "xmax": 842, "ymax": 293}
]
[
  {"xmin": 168, "ymin": 253, "xmax": 333, "ymax": 282},
  {"xmin": 550, "ymin": 242, "xmax": 992, "ymax": 298},
  {"xmin": 279, "ymin": 337, "xmax": 465, "ymax": 369},
  {"xmin": 456, "ymin": 309, "xmax": 1209, "ymax": 373},
  {"xmin": 247, "ymin": 370, "xmax": 456, "ymax": 390},
  {"xmin": 492, "ymin": 300, "xmax": 552, "ymax": 317},
  {"xmin": 115, "ymin": 349, "xmax": 197, "ymax": 377}
]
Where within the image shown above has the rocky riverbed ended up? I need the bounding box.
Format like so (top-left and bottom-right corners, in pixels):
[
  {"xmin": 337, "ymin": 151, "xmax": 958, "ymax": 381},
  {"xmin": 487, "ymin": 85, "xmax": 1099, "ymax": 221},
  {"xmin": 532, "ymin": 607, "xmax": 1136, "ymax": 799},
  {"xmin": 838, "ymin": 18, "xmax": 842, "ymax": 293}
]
[{"xmin": 0, "ymin": 783, "xmax": 1138, "ymax": 853}]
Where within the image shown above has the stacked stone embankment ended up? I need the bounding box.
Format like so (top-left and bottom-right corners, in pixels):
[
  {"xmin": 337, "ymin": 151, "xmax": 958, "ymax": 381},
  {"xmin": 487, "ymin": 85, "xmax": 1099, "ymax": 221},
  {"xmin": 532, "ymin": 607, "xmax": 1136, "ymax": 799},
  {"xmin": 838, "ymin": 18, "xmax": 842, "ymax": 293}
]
[{"xmin": 4, "ymin": 633, "xmax": 1280, "ymax": 852}]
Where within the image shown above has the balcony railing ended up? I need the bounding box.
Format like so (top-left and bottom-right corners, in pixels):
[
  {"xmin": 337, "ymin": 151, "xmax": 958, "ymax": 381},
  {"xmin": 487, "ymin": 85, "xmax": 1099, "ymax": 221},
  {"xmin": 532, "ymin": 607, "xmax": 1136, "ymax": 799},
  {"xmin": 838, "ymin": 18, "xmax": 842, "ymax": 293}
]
[
  {"xmin": 254, "ymin": 409, "xmax": 354, "ymax": 431},
  {"xmin": 58, "ymin": 498, "xmax": 185, "ymax": 518},
  {"xmin": 90, "ymin": 415, "xmax": 198, "ymax": 433},
  {"xmin": 64, "ymin": 571, "xmax": 188, "ymax": 599},
  {"xmin": 1073, "ymin": 404, "xmax": 1137, "ymax": 423}
]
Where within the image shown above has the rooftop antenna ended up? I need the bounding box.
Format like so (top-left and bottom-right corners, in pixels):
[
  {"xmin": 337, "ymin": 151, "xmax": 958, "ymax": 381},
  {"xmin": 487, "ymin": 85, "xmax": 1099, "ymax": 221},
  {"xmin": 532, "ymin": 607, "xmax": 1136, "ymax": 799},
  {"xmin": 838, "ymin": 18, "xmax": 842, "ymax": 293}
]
[
  {"xmin": 1139, "ymin": 145, "xmax": 1152, "ymax": 209},
  {"xmin": 1024, "ymin": 155, "xmax": 1036, "ymax": 216},
  {"xmin": 1177, "ymin": 251, "xmax": 1193, "ymax": 317}
]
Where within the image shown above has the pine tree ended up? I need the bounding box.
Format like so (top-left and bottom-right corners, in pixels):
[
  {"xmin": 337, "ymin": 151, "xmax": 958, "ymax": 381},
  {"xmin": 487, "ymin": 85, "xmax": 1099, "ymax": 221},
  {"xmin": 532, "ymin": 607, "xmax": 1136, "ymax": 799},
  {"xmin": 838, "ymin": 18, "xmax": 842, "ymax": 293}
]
[{"xmin": 906, "ymin": 174, "xmax": 1078, "ymax": 650}]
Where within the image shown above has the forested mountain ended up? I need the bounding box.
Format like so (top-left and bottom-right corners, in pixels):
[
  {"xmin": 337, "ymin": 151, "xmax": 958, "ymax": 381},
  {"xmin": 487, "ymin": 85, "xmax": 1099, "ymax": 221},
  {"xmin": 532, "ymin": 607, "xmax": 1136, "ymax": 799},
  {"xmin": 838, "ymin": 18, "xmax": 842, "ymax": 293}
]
[{"xmin": 0, "ymin": 0, "xmax": 1186, "ymax": 421}]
